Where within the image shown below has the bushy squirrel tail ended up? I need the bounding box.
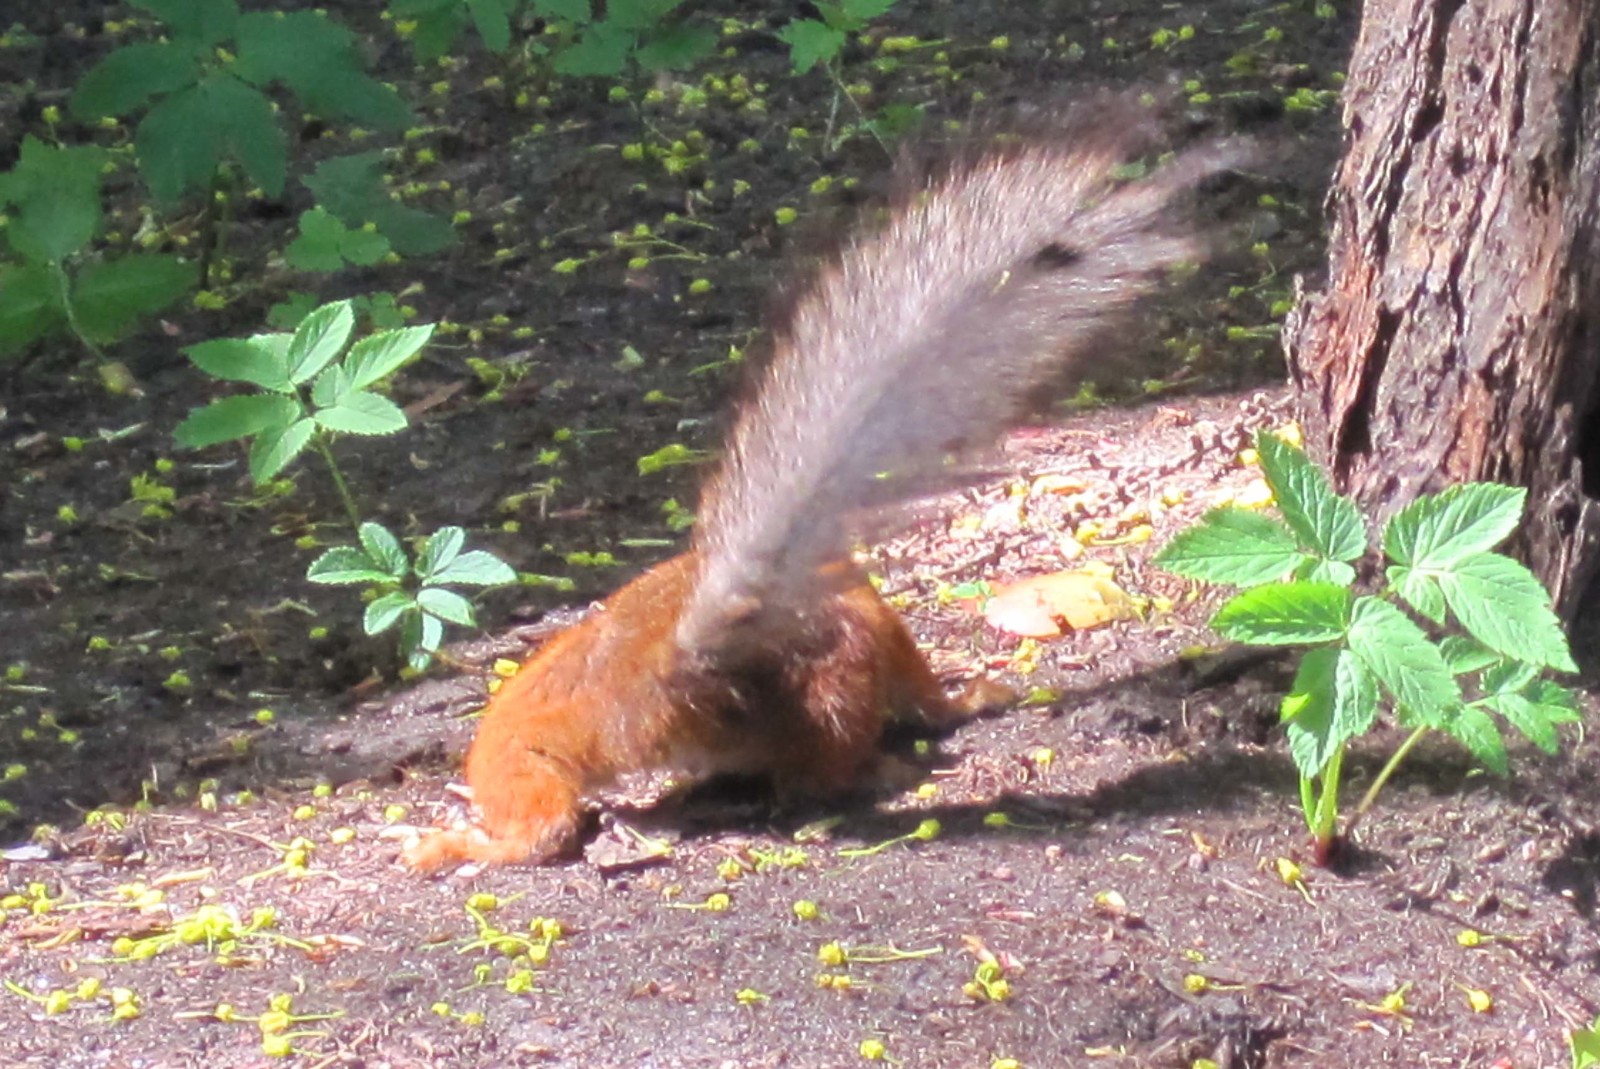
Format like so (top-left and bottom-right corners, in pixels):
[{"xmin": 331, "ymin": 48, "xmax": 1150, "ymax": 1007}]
[{"xmin": 678, "ymin": 113, "xmax": 1244, "ymax": 657}]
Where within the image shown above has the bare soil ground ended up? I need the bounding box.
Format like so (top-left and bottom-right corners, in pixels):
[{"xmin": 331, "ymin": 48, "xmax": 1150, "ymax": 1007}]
[{"xmin": 3, "ymin": 2, "xmax": 1597, "ymax": 1068}]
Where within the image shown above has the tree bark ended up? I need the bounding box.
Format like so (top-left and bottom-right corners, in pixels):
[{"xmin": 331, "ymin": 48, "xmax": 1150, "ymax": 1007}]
[{"xmin": 1284, "ymin": 0, "xmax": 1600, "ymax": 617}]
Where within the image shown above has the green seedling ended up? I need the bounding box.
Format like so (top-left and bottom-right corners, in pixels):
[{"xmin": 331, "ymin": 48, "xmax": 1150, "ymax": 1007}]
[
  {"xmin": 70, "ymin": 0, "xmax": 410, "ymax": 204},
  {"xmin": 0, "ymin": 138, "xmax": 195, "ymax": 360},
  {"xmin": 1573, "ymin": 1015, "xmax": 1600, "ymax": 1068},
  {"xmin": 176, "ymin": 299, "xmax": 514, "ymax": 669},
  {"xmin": 307, "ymin": 522, "xmax": 516, "ymax": 671},
  {"xmin": 285, "ymin": 208, "xmax": 391, "ymax": 273},
  {"xmin": 1155, "ymin": 431, "xmax": 1579, "ymax": 863},
  {"xmin": 777, "ymin": 0, "xmax": 896, "ymax": 73}
]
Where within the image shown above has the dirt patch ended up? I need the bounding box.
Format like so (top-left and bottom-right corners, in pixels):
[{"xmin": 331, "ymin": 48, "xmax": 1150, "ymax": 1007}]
[{"xmin": 4, "ymin": 2, "xmax": 1597, "ymax": 1067}]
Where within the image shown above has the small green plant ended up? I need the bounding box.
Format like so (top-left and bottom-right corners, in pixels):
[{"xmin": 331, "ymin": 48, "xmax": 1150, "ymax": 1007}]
[
  {"xmin": 303, "ymin": 154, "xmax": 455, "ymax": 257},
  {"xmin": 307, "ymin": 523, "xmax": 514, "ymax": 671},
  {"xmin": 0, "ymin": 137, "xmax": 195, "ymax": 358},
  {"xmin": 70, "ymin": 0, "xmax": 411, "ymax": 204},
  {"xmin": 284, "ymin": 209, "xmax": 392, "ymax": 273},
  {"xmin": 1155, "ymin": 431, "xmax": 1579, "ymax": 862},
  {"xmin": 174, "ymin": 298, "xmax": 514, "ymax": 668}
]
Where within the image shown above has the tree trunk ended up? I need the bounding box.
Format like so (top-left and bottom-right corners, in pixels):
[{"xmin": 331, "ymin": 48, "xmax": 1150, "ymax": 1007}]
[{"xmin": 1283, "ymin": 0, "xmax": 1600, "ymax": 618}]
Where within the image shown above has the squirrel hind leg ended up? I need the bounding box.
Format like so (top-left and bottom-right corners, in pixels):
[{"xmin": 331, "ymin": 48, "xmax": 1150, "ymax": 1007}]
[{"xmin": 865, "ymin": 595, "xmax": 1014, "ymax": 732}]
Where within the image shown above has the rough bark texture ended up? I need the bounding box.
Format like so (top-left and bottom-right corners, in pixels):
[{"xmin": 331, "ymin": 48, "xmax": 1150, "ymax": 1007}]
[{"xmin": 1284, "ymin": 0, "xmax": 1600, "ymax": 617}]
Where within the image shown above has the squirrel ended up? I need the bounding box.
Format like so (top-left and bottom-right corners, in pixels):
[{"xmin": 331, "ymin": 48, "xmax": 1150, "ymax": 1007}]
[{"xmin": 405, "ymin": 114, "xmax": 1240, "ymax": 871}]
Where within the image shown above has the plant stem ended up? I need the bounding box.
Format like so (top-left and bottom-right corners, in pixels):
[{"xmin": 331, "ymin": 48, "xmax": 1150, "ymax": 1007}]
[
  {"xmin": 1345, "ymin": 724, "xmax": 1432, "ymax": 838},
  {"xmin": 51, "ymin": 262, "xmax": 105, "ymax": 362},
  {"xmin": 313, "ymin": 437, "xmax": 363, "ymax": 532},
  {"xmin": 1312, "ymin": 742, "xmax": 1344, "ymax": 844}
]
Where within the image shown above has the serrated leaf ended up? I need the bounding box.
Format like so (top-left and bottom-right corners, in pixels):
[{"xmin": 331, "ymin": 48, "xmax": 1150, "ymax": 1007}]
[
  {"xmin": 0, "ymin": 261, "xmax": 65, "ymax": 355},
  {"xmin": 1153, "ymin": 507, "xmax": 1307, "ymax": 587},
  {"xmin": 1255, "ymin": 432, "xmax": 1366, "ymax": 561},
  {"xmin": 416, "ymin": 526, "xmax": 466, "ymax": 579},
  {"xmin": 358, "ymin": 523, "xmax": 408, "ymax": 576},
  {"xmin": 1484, "ymin": 692, "xmax": 1560, "ymax": 754},
  {"xmin": 466, "ymin": 0, "xmax": 513, "ymax": 51},
  {"xmin": 555, "ymin": 22, "xmax": 634, "ymax": 76},
  {"xmin": 134, "ymin": 0, "xmax": 240, "ymax": 44},
  {"xmin": 247, "ymin": 417, "xmax": 314, "ymax": 483},
  {"xmin": 311, "ymin": 363, "xmax": 353, "ymax": 409},
  {"xmin": 174, "ymin": 393, "xmax": 301, "ymax": 448},
  {"xmin": 339, "ymin": 226, "xmax": 390, "ymax": 266},
  {"xmin": 1345, "ymin": 595, "xmax": 1461, "ymax": 725},
  {"xmin": 235, "ymin": 11, "xmax": 412, "ymax": 130},
  {"xmin": 1436, "ymin": 552, "xmax": 1576, "ymax": 671},
  {"xmin": 777, "ymin": 19, "xmax": 845, "ymax": 73},
  {"xmin": 418, "ymin": 586, "xmax": 477, "ymax": 626},
  {"xmin": 1448, "ymin": 704, "xmax": 1508, "ymax": 775},
  {"xmin": 1387, "ymin": 564, "xmax": 1448, "ymax": 624},
  {"xmin": 635, "ymin": 22, "xmax": 716, "ymax": 70},
  {"xmin": 1479, "ymin": 658, "xmax": 1539, "ymax": 696},
  {"xmin": 72, "ymin": 254, "xmax": 197, "ymax": 341},
  {"xmin": 287, "ymin": 300, "xmax": 354, "ymax": 384},
  {"xmin": 1383, "ymin": 483, "xmax": 1525, "ymax": 568},
  {"xmin": 427, "ymin": 550, "xmax": 517, "ymax": 586},
  {"xmin": 1281, "ymin": 648, "xmax": 1376, "ymax": 779},
  {"xmin": 1438, "ymin": 635, "xmax": 1499, "ymax": 675},
  {"xmin": 2, "ymin": 138, "xmax": 106, "ymax": 264},
  {"xmin": 840, "ymin": 0, "xmax": 897, "ymax": 20},
  {"xmin": 208, "ymin": 77, "xmax": 287, "ymax": 197},
  {"xmin": 1210, "ymin": 581, "xmax": 1351, "ymax": 645},
  {"xmin": 408, "ymin": 6, "xmax": 467, "ymax": 62},
  {"xmin": 344, "ymin": 325, "xmax": 434, "ymax": 390},
  {"xmin": 365, "ymin": 591, "xmax": 416, "ymax": 636},
  {"xmin": 184, "ymin": 335, "xmax": 294, "ymax": 391},
  {"xmin": 70, "ymin": 42, "xmax": 201, "ymax": 120},
  {"xmin": 314, "ymin": 391, "xmax": 407, "ymax": 435},
  {"xmin": 136, "ymin": 85, "xmax": 223, "ymax": 202},
  {"xmin": 306, "ymin": 546, "xmax": 394, "ymax": 586}
]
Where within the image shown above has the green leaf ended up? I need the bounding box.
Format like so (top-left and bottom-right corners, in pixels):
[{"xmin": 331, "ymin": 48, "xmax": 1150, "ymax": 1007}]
[
  {"xmin": 174, "ymin": 393, "xmax": 301, "ymax": 448},
  {"xmin": 314, "ymin": 391, "xmax": 408, "ymax": 435},
  {"xmin": 208, "ymin": 76, "xmax": 287, "ymax": 197},
  {"xmin": 1484, "ymin": 691, "xmax": 1560, "ymax": 754},
  {"xmin": 248, "ymin": 417, "xmax": 315, "ymax": 483},
  {"xmin": 1152, "ymin": 507, "xmax": 1307, "ymax": 587},
  {"xmin": 235, "ymin": 12, "xmax": 412, "ymax": 131},
  {"xmin": 418, "ymin": 586, "xmax": 477, "ymax": 626},
  {"xmin": 1387, "ymin": 564, "xmax": 1447, "ymax": 624},
  {"xmin": 1255, "ymin": 432, "xmax": 1366, "ymax": 562},
  {"xmin": 1, "ymin": 138, "xmax": 107, "ymax": 264},
  {"xmin": 1448, "ymin": 704, "xmax": 1508, "ymax": 775},
  {"xmin": 1210, "ymin": 581, "xmax": 1351, "ymax": 645},
  {"xmin": 340, "ymin": 226, "xmax": 390, "ymax": 266},
  {"xmin": 1296, "ymin": 558, "xmax": 1356, "ymax": 587},
  {"xmin": 136, "ymin": 85, "xmax": 222, "ymax": 201},
  {"xmin": 70, "ymin": 42, "xmax": 201, "ymax": 120},
  {"xmin": 1435, "ymin": 552, "xmax": 1577, "ymax": 671},
  {"xmin": 1572, "ymin": 1018, "xmax": 1600, "ymax": 1069},
  {"xmin": 72, "ymin": 254, "xmax": 197, "ymax": 342},
  {"xmin": 1281, "ymin": 648, "xmax": 1377, "ymax": 779},
  {"xmin": 1438, "ymin": 635, "xmax": 1499, "ymax": 675},
  {"xmin": 306, "ymin": 545, "xmax": 395, "ymax": 585},
  {"xmin": 1479, "ymin": 658, "xmax": 1539, "ymax": 696},
  {"xmin": 531, "ymin": 0, "xmax": 590, "ymax": 21},
  {"xmin": 635, "ymin": 22, "xmax": 716, "ymax": 70},
  {"xmin": 555, "ymin": 22, "xmax": 634, "ymax": 76},
  {"xmin": 287, "ymin": 300, "xmax": 354, "ymax": 384},
  {"xmin": 429, "ymin": 550, "xmax": 517, "ymax": 586},
  {"xmin": 840, "ymin": 0, "xmax": 897, "ymax": 20},
  {"xmin": 416, "ymin": 526, "xmax": 465, "ymax": 579},
  {"xmin": 344, "ymin": 325, "xmax": 434, "ymax": 389},
  {"xmin": 304, "ymin": 153, "xmax": 455, "ymax": 256},
  {"xmin": 286, "ymin": 208, "xmax": 348, "ymax": 272},
  {"xmin": 1345, "ymin": 595, "xmax": 1461, "ymax": 727},
  {"xmin": 0, "ymin": 261, "xmax": 65, "ymax": 355},
  {"xmin": 311, "ymin": 364, "xmax": 354, "ymax": 409},
  {"xmin": 408, "ymin": 6, "xmax": 467, "ymax": 61},
  {"xmin": 1383, "ymin": 483, "xmax": 1525, "ymax": 568},
  {"xmin": 466, "ymin": 0, "xmax": 513, "ymax": 51},
  {"xmin": 358, "ymin": 523, "xmax": 409, "ymax": 576},
  {"xmin": 267, "ymin": 293, "xmax": 317, "ymax": 331},
  {"xmin": 389, "ymin": 0, "xmax": 459, "ymax": 14},
  {"xmin": 777, "ymin": 19, "xmax": 845, "ymax": 73},
  {"xmin": 133, "ymin": 0, "xmax": 241, "ymax": 44},
  {"xmin": 184, "ymin": 335, "xmax": 294, "ymax": 391},
  {"xmin": 365, "ymin": 591, "xmax": 415, "ymax": 636}
]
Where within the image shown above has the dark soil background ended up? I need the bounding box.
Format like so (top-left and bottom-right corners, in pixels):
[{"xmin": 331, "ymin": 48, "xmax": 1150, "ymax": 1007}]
[{"xmin": 3, "ymin": 2, "xmax": 1598, "ymax": 1067}]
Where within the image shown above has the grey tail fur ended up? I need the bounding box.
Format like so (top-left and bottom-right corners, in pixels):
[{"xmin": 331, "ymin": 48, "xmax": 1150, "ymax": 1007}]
[{"xmin": 678, "ymin": 116, "xmax": 1245, "ymax": 657}]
